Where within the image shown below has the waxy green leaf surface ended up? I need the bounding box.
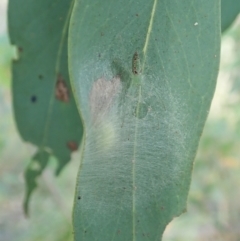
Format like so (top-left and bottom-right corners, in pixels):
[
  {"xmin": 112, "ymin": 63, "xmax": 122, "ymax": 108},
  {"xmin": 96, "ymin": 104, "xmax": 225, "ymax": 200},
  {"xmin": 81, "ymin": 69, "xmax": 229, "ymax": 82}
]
[
  {"xmin": 69, "ymin": 0, "xmax": 220, "ymax": 240},
  {"xmin": 221, "ymin": 0, "xmax": 240, "ymax": 32}
]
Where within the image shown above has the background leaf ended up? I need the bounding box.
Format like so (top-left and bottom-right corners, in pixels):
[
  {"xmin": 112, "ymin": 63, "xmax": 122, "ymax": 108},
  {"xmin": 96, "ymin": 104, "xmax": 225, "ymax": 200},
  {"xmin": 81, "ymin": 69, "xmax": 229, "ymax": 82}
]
[
  {"xmin": 69, "ymin": 0, "xmax": 220, "ymax": 240},
  {"xmin": 8, "ymin": 0, "xmax": 83, "ymax": 214},
  {"xmin": 221, "ymin": 0, "xmax": 240, "ymax": 32}
]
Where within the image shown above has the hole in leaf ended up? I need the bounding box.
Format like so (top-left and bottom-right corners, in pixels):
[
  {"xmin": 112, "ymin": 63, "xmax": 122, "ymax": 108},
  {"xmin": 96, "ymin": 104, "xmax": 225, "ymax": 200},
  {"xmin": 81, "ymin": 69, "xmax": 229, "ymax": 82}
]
[{"xmin": 31, "ymin": 95, "xmax": 37, "ymax": 103}]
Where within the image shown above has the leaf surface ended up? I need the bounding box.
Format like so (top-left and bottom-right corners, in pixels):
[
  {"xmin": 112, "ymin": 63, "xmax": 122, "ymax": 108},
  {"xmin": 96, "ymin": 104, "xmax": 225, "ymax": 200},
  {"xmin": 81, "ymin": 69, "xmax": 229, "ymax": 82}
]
[
  {"xmin": 8, "ymin": 0, "xmax": 83, "ymax": 214},
  {"xmin": 69, "ymin": 0, "xmax": 220, "ymax": 240},
  {"xmin": 221, "ymin": 0, "xmax": 240, "ymax": 32}
]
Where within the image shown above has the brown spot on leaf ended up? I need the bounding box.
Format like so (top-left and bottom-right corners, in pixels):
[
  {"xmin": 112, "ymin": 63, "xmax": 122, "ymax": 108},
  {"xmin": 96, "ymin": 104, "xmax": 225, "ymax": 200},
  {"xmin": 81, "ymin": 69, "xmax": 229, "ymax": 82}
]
[
  {"xmin": 55, "ymin": 74, "xmax": 69, "ymax": 102},
  {"xmin": 67, "ymin": 141, "xmax": 78, "ymax": 152}
]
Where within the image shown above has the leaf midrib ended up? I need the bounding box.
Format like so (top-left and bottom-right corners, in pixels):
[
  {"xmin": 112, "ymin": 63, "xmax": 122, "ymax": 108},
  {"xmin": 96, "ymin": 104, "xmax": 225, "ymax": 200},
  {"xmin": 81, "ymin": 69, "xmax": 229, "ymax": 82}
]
[{"xmin": 132, "ymin": 0, "xmax": 158, "ymax": 240}]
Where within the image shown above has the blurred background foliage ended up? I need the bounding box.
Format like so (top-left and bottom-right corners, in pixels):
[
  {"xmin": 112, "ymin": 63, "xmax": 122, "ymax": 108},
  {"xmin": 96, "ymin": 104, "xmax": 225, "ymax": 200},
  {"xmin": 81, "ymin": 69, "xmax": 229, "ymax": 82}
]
[{"xmin": 1, "ymin": 0, "xmax": 240, "ymax": 240}]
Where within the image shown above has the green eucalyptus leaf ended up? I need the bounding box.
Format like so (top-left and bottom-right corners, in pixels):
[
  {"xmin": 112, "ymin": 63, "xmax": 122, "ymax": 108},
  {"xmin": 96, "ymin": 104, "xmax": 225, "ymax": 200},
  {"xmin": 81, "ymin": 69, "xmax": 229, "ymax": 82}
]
[
  {"xmin": 221, "ymin": 0, "xmax": 240, "ymax": 32},
  {"xmin": 69, "ymin": 1, "xmax": 220, "ymax": 239},
  {"xmin": 69, "ymin": 0, "xmax": 220, "ymax": 240},
  {"xmin": 8, "ymin": 0, "xmax": 83, "ymax": 214},
  {"xmin": 23, "ymin": 150, "xmax": 50, "ymax": 215}
]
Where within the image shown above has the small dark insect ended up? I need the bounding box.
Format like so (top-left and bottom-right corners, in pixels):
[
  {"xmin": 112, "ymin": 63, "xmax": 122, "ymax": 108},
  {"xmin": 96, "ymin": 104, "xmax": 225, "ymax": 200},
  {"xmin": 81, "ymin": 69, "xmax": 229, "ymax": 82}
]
[
  {"xmin": 78, "ymin": 196, "xmax": 81, "ymax": 200},
  {"xmin": 132, "ymin": 52, "xmax": 141, "ymax": 75}
]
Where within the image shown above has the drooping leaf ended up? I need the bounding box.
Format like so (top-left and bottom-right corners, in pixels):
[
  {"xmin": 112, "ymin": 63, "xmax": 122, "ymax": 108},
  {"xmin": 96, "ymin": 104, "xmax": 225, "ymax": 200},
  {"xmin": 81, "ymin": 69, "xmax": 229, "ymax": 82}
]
[
  {"xmin": 23, "ymin": 150, "xmax": 50, "ymax": 215},
  {"xmin": 8, "ymin": 0, "xmax": 83, "ymax": 214},
  {"xmin": 69, "ymin": 0, "xmax": 220, "ymax": 240},
  {"xmin": 221, "ymin": 0, "xmax": 240, "ymax": 32}
]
